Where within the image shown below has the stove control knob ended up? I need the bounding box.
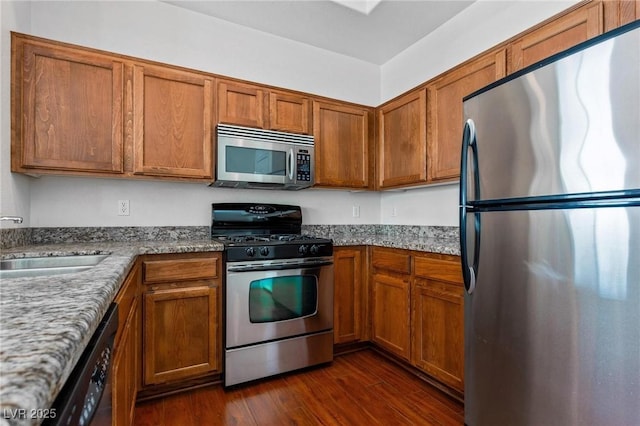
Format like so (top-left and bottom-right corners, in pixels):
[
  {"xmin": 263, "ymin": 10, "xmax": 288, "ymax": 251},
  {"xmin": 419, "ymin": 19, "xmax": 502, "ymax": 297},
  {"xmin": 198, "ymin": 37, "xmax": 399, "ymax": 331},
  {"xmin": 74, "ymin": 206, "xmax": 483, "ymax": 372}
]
[
  {"xmin": 298, "ymin": 245, "xmax": 308, "ymax": 255},
  {"xmin": 260, "ymin": 246, "xmax": 270, "ymax": 257},
  {"xmin": 245, "ymin": 247, "xmax": 256, "ymax": 257},
  {"xmin": 310, "ymin": 245, "xmax": 319, "ymax": 255}
]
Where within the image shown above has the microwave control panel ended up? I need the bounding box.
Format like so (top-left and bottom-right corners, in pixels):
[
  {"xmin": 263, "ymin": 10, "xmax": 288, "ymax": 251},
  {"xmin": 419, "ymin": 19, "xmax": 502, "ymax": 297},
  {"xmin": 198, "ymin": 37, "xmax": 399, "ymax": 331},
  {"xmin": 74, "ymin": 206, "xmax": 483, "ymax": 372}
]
[{"xmin": 296, "ymin": 150, "xmax": 312, "ymax": 182}]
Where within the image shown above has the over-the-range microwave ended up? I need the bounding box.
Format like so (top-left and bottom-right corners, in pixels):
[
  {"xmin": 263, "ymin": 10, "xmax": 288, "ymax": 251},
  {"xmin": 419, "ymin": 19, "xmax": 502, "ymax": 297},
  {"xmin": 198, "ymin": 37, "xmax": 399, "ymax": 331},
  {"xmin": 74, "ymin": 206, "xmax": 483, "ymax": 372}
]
[{"xmin": 212, "ymin": 124, "xmax": 314, "ymax": 190}]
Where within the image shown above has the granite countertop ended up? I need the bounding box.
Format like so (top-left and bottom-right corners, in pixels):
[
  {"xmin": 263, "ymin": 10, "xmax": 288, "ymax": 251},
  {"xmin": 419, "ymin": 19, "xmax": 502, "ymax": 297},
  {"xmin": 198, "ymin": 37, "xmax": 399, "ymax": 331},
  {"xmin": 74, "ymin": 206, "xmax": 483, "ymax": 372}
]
[
  {"xmin": 0, "ymin": 227, "xmax": 459, "ymax": 426},
  {"xmin": 303, "ymin": 225, "xmax": 461, "ymax": 256},
  {"xmin": 330, "ymin": 233, "xmax": 460, "ymax": 255},
  {"xmin": 0, "ymin": 240, "xmax": 223, "ymax": 426}
]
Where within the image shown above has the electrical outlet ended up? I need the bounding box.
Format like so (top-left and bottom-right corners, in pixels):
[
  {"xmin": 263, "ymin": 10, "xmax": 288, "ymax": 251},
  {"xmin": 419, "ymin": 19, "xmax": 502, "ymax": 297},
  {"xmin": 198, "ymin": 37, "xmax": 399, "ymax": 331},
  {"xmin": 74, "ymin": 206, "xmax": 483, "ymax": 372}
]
[
  {"xmin": 391, "ymin": 206, "xmax": 398, "ymax": 217},
  {"xmin": 352, "ymin": 205, "xmax": 360, "ymax": 218},
  {"xmin": 118, "ymin": 200, "xmax": 130, "ymax": 216}
]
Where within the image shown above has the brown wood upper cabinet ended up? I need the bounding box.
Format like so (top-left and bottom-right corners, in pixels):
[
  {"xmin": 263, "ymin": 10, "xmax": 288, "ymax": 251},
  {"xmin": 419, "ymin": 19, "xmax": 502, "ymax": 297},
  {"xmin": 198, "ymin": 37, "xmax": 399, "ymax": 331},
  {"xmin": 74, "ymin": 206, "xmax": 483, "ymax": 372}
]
[
  {"xmin": 270, "ymin": 90, "xmax": 311, "ymax": 134},
  {"xmin": 603, "ymin": 0, "xmax": 640, "ymax": 31},
  {"xmin": 313, "ymin": 101, "xmax": 373, "ymax": 189},
  {"xmin": 217, "ymin": 80, "xmax": 311, "ymax": 134},
  {"xmin": 132, "ymin": 64, "xmax": 214, "ymax": 180},
  {"xmin": 508, "ymin": 1, "xmax": 604, "ymax": 73},
  {"xmin": 11, "ymin": 33, "xmax": 124, "ymax": 174},
  {"xmin": 377, "ymin": 88, "xmax": 428, "ymax": 189},
  {"xmin": 427, "ymin": 48, "xmax": 506, "ymax": 182},
  {"xmin": 11, "ymin": 33, "xmax": 215, "ymax": 182}
]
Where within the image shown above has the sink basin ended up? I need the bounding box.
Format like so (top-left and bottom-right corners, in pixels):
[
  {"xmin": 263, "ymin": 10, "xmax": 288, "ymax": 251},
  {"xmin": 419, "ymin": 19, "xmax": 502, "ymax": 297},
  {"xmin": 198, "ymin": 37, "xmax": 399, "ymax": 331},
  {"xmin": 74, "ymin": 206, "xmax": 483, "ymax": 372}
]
[{"xmin": 0, "ymin": 254, "xmax": 108, "ymax": 279}]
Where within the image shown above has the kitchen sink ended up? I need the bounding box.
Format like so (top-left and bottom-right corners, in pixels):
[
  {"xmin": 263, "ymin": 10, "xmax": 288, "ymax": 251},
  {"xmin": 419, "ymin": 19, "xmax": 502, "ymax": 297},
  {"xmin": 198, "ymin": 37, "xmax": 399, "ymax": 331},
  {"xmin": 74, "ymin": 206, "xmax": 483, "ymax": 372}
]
[{"xmin": 0, "ymin": 254, "xmax": 108, "ymax": 279}]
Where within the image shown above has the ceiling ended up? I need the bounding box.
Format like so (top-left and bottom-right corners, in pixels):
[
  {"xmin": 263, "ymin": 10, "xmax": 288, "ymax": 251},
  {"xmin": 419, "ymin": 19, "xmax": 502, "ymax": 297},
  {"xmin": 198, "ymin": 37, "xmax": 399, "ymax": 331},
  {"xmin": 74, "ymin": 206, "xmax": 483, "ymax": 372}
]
[{"xmin": 164, "ymin": 0, "xmax": 476, "ymax": 65}]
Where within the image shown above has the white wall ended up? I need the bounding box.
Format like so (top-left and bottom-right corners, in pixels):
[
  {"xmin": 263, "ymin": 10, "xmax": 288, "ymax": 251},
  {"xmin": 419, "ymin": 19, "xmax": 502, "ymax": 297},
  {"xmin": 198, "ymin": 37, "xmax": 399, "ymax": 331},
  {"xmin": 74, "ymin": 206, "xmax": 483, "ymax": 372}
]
[
  {"xmin": 0, "ymin": 1, "xmax": 32, "ymax": 229},
  {"xmin": 29, "ymin": 176, "xmax": 380, "ymax": 226},
  {"xmin": 380, "ymin": 184, "xmax": 459, "ymax": 226},
  {"xmin": 2, "ymin": 0, "xmax": 584, "ymax": 228}
]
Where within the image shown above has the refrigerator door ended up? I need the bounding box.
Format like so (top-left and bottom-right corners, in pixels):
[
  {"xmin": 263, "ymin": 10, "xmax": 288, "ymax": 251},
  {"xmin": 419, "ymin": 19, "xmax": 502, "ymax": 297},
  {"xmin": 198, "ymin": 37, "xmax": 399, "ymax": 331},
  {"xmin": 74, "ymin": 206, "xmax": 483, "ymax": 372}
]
[
  {"xmin": 464, "ymin": 203, "xmax": 640, "ymax": 426},
  {"xmin": 463, "ymin": 24, "xmax": 640, "ymax": 204}
]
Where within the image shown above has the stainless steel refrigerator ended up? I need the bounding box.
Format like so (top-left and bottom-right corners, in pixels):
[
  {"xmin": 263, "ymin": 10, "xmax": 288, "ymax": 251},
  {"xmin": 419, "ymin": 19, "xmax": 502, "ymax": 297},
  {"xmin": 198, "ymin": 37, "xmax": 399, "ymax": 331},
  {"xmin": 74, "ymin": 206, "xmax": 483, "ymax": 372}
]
[{"xmin": 460, "ymin": 21, "xmax": 640, "ymax": 426}]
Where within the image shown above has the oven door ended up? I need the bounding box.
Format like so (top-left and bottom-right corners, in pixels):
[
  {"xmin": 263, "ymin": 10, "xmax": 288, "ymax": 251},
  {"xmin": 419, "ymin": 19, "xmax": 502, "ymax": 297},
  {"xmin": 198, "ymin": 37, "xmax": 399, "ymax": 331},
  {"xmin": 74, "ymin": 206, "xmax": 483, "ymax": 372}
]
[{"xmin": 225, "ymin": 257, "xmax": 333, "ymax": 349}]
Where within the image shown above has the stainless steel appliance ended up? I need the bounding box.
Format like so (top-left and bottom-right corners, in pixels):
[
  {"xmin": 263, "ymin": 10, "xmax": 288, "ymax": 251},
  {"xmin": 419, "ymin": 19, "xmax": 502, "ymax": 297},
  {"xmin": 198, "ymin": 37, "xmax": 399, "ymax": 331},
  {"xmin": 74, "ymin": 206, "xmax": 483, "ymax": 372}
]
[
  {"xmin": 460, "ymin": 22, "xmax": 640, "ymax": 426},
  {"xmin": 45, "ymin": 304, "xmax": 118, "ymax": 426},
  {"xmin": 213, "ymin": 124, "xmax": 314, "ymax": 190},
  {"xmin": 211, "ymin": 203, "xmax": 333, "ymax": 387}
]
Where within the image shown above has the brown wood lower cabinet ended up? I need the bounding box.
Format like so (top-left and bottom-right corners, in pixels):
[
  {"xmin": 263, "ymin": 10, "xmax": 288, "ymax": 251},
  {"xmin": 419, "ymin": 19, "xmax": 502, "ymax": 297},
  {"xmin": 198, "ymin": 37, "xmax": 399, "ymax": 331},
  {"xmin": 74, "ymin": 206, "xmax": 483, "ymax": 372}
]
[
  {"xmin": 369, "ymin": 247, "xmax": 464, "ymax": 394},
  {"xmin": 371, "ymin": 272, "xmax": 411, "ymax": 360},
  {"xmin": 370, "ymin": 247, "xmax": 412, "ymax": 360},
  {"xmin": 412, "ymin": 254, "xmax": 464, "ymax": 392},
  {"xmin": 141, "ymin": 253, "xmax": 222, "ymax": 389},
  {"xmin": 333, "ymin": 247, "xmax": 367, "ymax": 344},
  {"xmin": 112, "ymin": 260, "xmax": 141, "ymax": 426}
]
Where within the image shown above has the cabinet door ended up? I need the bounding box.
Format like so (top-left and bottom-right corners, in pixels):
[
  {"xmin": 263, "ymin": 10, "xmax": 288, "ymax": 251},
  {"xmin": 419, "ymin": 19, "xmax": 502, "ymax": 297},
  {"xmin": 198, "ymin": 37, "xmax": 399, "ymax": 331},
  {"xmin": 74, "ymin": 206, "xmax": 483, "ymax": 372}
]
[
  {"xmin": 428, "ymin": 48, "xmax": 506, "ymax": 182},
  {"xmin": 143, "ymin": 285, "xmax": 219, "ymax": 385},
  {"xmin": 111, "ymin": 261, "xmax": 140, "ymax": 426},
  {"xmin": 217, "ymin": 80, "xmax": 267, "ymax": 128},
  {"xmin": 509, "ymin": 2, "xmax": 603, "ymax": 73},
  {"xmin": 112, "ymin": 299, "xmax": 139, "ymax": 426},
  {"xmin": 377, "ymin": 89, "xmax": 427, "ymax": 188},
  {"xmin": 333, "ymin": 247, "xmax": 366, "ymax": 344},
  {"xmin": 12, "ymin": 36, "xmax": 124, "ymax": 173},
  {"xmin": 270, "ymin": 91, "xmax": 311, "ymax": 134},
  {"xmin": 371, "ymin": 273, "xmax": 411, "ymax": 360},
  {"xmin": 132, "ymin": 64, "xmax": 213, "ymax": 179},
  {"xmin": 603, "ymin": 0, "xmax": 640, "ymax": 31},
  {"xmin": 412, "ymin": 279, "xmax": 464, "ymax": 392},
  {"xmin": 313, "ymin": 101, "xmax": 372, "ymax": 188}
]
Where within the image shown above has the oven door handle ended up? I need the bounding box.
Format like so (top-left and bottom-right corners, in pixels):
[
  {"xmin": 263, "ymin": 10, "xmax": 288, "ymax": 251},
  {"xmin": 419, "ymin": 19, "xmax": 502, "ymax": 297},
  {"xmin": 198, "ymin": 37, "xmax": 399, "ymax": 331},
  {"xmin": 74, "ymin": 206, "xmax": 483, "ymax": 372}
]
[{"xmin": 227, "ymin": 259, "xmax": 333, "ymax": 273}]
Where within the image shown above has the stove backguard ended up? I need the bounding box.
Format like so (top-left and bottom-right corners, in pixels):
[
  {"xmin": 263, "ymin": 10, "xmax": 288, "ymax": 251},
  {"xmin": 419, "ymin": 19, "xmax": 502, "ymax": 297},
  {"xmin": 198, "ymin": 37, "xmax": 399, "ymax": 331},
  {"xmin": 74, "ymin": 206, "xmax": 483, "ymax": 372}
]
[{"xmin": 211, "ymin": 203, "xmax": 302, "ymax": 237}]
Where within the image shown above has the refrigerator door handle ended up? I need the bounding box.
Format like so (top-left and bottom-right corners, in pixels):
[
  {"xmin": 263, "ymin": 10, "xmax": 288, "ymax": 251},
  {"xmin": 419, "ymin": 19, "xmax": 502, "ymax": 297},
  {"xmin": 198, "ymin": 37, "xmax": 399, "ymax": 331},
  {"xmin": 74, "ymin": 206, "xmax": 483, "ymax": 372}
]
[{"xmin": 460, "ymin": 119, "xmax": 481, "ymax": 294}]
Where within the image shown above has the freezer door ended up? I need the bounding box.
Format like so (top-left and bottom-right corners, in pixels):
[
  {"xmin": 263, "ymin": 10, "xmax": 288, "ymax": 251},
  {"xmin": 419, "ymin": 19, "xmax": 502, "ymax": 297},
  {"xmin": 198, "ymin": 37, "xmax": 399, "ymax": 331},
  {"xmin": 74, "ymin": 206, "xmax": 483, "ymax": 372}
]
[
  {"xmin": 464, "ymin": 204, "xmax": 640, "ymax": 426},
  {"xmin": 463, "ymin": 25, "xmax": 640, "ymax": 203}
]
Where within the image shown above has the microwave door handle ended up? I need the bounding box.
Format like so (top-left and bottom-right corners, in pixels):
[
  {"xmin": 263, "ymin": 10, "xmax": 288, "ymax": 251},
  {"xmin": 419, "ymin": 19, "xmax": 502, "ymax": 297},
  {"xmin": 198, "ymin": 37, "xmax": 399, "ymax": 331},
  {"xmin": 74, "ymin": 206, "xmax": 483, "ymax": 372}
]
[{"xmin": 287, "ymin": 149, "xmax": 295, "ymax": 181}]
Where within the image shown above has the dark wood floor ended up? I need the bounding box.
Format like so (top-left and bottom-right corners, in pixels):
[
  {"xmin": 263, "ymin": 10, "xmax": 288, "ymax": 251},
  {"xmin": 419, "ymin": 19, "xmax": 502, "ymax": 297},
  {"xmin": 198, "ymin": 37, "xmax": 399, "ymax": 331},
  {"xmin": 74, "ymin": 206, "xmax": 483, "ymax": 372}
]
[{"xmin": 134, "ymin": 349, "xmax": 464, "ymax": 425}]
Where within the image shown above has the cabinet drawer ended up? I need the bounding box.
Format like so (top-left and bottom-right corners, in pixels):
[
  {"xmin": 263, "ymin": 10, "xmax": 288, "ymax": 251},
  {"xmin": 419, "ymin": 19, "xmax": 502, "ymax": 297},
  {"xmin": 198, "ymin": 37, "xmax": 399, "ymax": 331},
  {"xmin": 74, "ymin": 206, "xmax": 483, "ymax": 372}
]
[
  {"xmin": 371, "ymin": 247, "xmax": 411, "ymax": 275},
  {"xmin": 414, "ymin": 256, "xmax": 462, "ymax": 283},
  {"xmin": 143, "ymin": 256, "xmax": 219, "ymax": 283}
]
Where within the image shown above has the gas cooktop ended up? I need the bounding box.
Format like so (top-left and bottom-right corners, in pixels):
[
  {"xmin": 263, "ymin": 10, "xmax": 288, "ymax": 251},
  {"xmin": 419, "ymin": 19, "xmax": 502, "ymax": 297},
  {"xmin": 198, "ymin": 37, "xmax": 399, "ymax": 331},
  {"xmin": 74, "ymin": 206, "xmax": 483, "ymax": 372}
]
[{"xmin": 211, "ymin": 203, "xmax": 333, "ymax": 262}]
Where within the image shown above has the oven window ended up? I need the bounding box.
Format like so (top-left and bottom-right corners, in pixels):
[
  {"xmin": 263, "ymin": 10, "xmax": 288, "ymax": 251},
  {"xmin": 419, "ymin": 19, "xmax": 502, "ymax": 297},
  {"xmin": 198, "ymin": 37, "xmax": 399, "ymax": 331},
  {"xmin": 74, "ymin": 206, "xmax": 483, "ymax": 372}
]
[
  {"xmin": 249, "ymin": 275, "xmax": 318, "ymax": 323},
  {"xmin": 226, "ymin": 146, "xmax": 286, "ymax": 176}
]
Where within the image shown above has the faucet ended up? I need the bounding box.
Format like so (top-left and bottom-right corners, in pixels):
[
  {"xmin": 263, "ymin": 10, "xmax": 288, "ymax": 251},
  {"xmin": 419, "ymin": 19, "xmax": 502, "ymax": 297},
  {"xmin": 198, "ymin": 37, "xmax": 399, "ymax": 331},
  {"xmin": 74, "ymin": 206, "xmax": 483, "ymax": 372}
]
[{"xmin": 0, "ymin": 216, "xmax": 24, "ymax": 224}]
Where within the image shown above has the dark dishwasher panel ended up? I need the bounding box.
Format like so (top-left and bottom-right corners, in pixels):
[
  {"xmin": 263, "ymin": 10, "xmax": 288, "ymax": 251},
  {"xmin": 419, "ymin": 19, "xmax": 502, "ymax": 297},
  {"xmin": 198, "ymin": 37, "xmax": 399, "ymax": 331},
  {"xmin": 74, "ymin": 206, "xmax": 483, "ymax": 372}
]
[{"xmin": 44, "ymin": 303, "xmax": 118, "ymax": 426}]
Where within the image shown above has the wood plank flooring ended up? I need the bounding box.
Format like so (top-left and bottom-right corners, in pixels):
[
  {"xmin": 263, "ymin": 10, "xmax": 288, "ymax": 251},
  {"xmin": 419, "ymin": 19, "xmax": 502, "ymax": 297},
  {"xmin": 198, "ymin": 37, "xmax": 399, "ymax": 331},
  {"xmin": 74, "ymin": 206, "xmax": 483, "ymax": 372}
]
[{"xmin": 134, "ymin": 350, "xmax": 464, "ymax": 426}]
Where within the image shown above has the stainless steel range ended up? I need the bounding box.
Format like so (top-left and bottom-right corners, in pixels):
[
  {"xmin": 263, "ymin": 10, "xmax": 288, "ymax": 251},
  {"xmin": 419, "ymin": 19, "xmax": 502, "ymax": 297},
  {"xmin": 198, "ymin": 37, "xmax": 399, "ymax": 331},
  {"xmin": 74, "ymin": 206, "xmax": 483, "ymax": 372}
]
[{"xmin": 211, "ymin": 203, "xmax": 334, "ymax": 387}]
